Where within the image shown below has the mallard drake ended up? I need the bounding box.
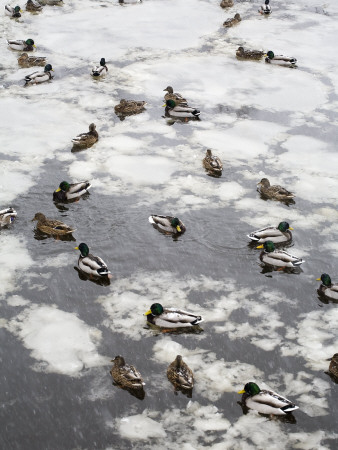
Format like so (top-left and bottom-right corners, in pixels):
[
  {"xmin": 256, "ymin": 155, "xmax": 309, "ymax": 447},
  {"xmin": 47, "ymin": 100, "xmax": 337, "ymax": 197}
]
[
  {"xmin": 163, "ymin": 86, "xmax": 187, "ymax": 106},
  {"xmin": 7, "ymin": 39, "xmax": 36, "ymax": 51},
  {"xmin": 71, "ymin": 123, "xmax": 98, "ymax": 150},
  {"xmin": 259, "ymin": 0, "xmax": 271, "ymax": 15},
  {"xmin": 238, "ymin": 382, "xmax": 299, "ymax": 415},
  {"xmin": 327, "ymin": 354, "xmax": 338, "ymax": 378},
  {"xmin": 24, "ymin": 64, "xmax": 53, "ymax": 85},
  {"xmin": 257, "ymin": 241, "xmax": 304, "ymax": 268},
  {"xmin": 25, "ymin": 0, "xmax": 42, "ymax": 11},
  {"xmin": 257, "ymin": 178, "xmax": 295, "ymax": 202},
  {"xmin": 247, "ymin": 222, "xmax": 293, "ymax": 245},
  {"xmin": 5, "ymin": 5, "xmax": 22, "ymax": 17},
  {"xmin": 220, "ymin": 0, "xmax": 234, "ymax": 8},
  {"xmin": 75, "ymin": 243, "xmax": 111, "ymax": 278},
  {"xmin": 316, "ymin": 274, "xmax": 338, "ymax": 301},
  {"xmin": 144, "ymin": 303, "xmax": 203, "ymax": 328},
  {"xmin": 53, "ymin": 181, "xmax": 91, "ymax": 203},
  {"xmin": 236, "ymin": 46, "xmax": 264, "ymax": 60},
  {"xmin": 223, "ymin": 13, "xmax": 241, "ymax": 27},
  {"xmin": 167, "ymin": 355, "xmax": 194, "ymax": 392},
  {"xmin": 18, "ymin": 52, "xmax": 46, "ymax": 67},
  {"xmin": 203, "ymin": 149, "xmax": 223, "ymax": 176},
  {"xmin": 265, "ymin": 51, "xmax": 297, "ymax": 67},
  {"xmin": 32, "ymin": 212, "xmax": 75, "ymax": 236},
  {"xmin": 148, "ymin": 215, "xmax": 186, "ymax": 235},
  {"xmin": 91, "ymin": 58, "xmax": 108, "ymax": 77},
  {"xmin": 110, "ymin": 356, "xmax": 145, "ymax": 390},
  {"xmin": 114, "ymin": 99, "xmax": 147, "ymax": 117},
  {"xmin": 0, "ymin": 207, "xmax": 17, "ymax": 227},
  {"xmin": 164, "ymin": 99, "xmax": 200, "ymax": 119}
]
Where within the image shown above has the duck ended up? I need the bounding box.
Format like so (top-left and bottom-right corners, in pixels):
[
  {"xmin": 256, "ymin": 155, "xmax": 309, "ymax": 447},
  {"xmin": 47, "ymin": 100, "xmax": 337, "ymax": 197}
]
[
  {"xmin": 220, "ymin": 0, "xmax": 234, "ymax": 8},
  {"xmin": 259, "ymin": 0, "xmax": 271, "ymax": 15},
  {"xmin": 7, "ymin": 39, "xmax": 36, "ymax": 51},
  {"xmin": 247, "ymin": 221, "xmax": 293, "ymax": 245},
  {"xmin": 316, "ymin": 274, "xmax": 338, "ymax": 301},
  {"xmin": 18, "ymin": 52, "xmax": 46, "ymax": 67},
  {"xmin": 144, "ymin": 303, "xmax": 203, "ymax": 329},
  {"xmin": 257, "ymin": 241, "xmax": 304, "ymax": 268},
  {"xmin": 265, "ymin": 51, "xmax": 297, "ymax": 67},
  {"xmin": 25, "ymin": 0, "xmax": 42, "ymax": 11},
  {"xmin": 223, "ymin": 13, "xmax": 241, "ymax": 27},
  {"xmin": 0, "ymin": 207, "xmax": 17, "ymax": 227},
  {"xmin": 238, "ymin": 382, "xmax": 299, "ymax": 415},
  {"xmin": 110, "ymin": 356, "xmax": 145, "ymax": 390},
  {"xmin": 257, "ymin": 178, "xmax": 295, "ymax": 202},
  {"xmin": 163, "ymin": 86, "xmax": 187, "ymax": 106},
  {"xmin": 39, "ymin": 0, "xmax": 63, "ymax": 4},
  {"xmin": 118, "ymin": 0, "xmax": 142, "ymax": 4},
  {"xmin": 4, "ymin": 5, "xmax": 22, "ymax": 17},
  {"xmin": 75, "ymin": 242, "xmax": 111, "ymax": 278},
  {"xmin": 164, "ymin": 99, "xmax": 200, "ymax": 119},
  {"xmin": 203, "ymin": 149, "xmax": 223, "ymax": 176},
  {"xmin": 32, "ymin": 212, "xmax": 75, "ymax": 236},
  {"xmin": 53, "ymin": 181, "xmax": 91, "ymax": 203},
  {"xmin": 327, "ymin": 354, "xmax": 338, "ymax": 379},
  {"xmin": 71, "ymin": 123, "xmax": 98, "ymax": 150},
  {"xmin": 91, "ymin": 58, "xmax": 108, "ymax": 77},
  {"xmin": 236, "ymin": 46, "xmax": 264, "ymax": 60},
  {"xmin": 167, "ymin": 355, "xmax": 194, "ymax": 392},
  {"xmin": 24, "ymin": 64, "xmax": 53, "ymax": 85},
  {"xmin": 114, "ymin": 99, "xmax": 147, "ymax": 117},
  {"xmin": 148, "ymin": 215, "xmax": 186, "ymax": 235}
]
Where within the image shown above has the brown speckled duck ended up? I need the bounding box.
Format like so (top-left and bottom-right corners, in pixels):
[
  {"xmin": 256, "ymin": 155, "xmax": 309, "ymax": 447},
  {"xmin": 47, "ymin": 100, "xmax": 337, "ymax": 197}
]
[
  {"xmin": 114, "ymin": 99, "xmax": 147, "ymax": 118},
  {"xmin": 110, "ymin": 356, "xmax": 145, "ymax": 390},
  {"xmin": 220, "ymin": 0, "xmax": 234, "ymax": 8},
  {"xmin": 223, "ymin": 13, "xmax": 241, "ymax": 27},
  {"xmin": 167, "ymin": 355, "xmax": 194, "ymax": 393},
  {"xmin": 203, "ymin": 149, "xmax": 223, "ymax": 177},
  {"xmin": 25, "ymin": 0, "xmax": 42, "ymax": 11},
  {"xmin": 328, "ymin": 354, "xmax": 338, "ymax": 378},
  {"xmin": 236, "ymin": 46, "xmax": 264, "ymax": 60},
  {"xmin": 71, "ymin": 123, "xmax": 98, "ymax": 150},
  {"xmin": 18, "ymin": 52, "xmax": 46, "ymax": 67},
  {"xmin": 163, "ymin": 86, "xmax": 187, "ymax": 106},
  {"xmin": 32, "ymin": 212, "xmax": 75, "ymax": 236},
  {"xmin": 257, "ymin": 178, "xmax": 295, "ymax": 202}
]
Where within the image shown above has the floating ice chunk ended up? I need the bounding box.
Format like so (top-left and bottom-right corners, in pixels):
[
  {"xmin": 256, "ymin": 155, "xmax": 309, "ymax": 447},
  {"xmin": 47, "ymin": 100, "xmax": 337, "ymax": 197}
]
[{"xmin": 118, "ymin": 411, "xmax": 166, "ymax": 440}]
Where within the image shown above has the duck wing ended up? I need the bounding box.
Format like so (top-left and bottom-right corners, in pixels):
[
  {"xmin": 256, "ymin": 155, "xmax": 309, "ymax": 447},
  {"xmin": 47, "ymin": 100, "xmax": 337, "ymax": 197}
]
[
  {"xmin": 67, "ymin": 181, "xmax": 92, "ymax": 199},
  {"xmin": 248, "ymin": 389, "xmax": 298, "ymax": 414},
  {"xmin": 248, "ymin": 226, "xmax": 290, "ymax": 244},
  {"xmin": 154, "ymin": 308, "xmax": 203, "ymax": 328},
  {"xmin": 81, "ymin": 253, "xmax": 110, "ymax": 276},
  {"xmin": 262, "ymin": 250, "xmax": 303, "ymax": 267},
  {"xmin": 149, "ymin": 215, "xmax": 172, "ymax": 228}
]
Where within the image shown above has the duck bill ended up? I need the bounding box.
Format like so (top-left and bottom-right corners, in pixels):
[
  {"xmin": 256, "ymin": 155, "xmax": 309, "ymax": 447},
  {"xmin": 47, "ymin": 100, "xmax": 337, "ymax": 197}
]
[
  {"xmin": 144, "ymin": 310, "xmax": 152, "ymax": 316},
  {"xmin": 33, "ymin": 45, "xmax": 37, "ymax": 48},
  {"xmin": 55, "ymin": 187, "xmax": 61, "ymax": 192},
  {"xmin": 176, "ymin": 225, "xmax": 182, "ymax": 232},
  {"xmin": 162, "ymin": 103, "xmax": 166, "ymax": 107},
  {"xmin": 74, "ymin": 246, "xmax": 79, "ymax": 250},
  {"xmin": 316, "ymin": 278, "xmax": 321, "ymax": 281},
  {"xmin": 238, "ymin": 389, "xmax": 245, "ymax": 394},
  {"xmin": 289, "ymin": 227, "xmax": 294, "ymax": 230},
  {"xmin": 256, "ymin": 244, "xmax": 264, "ymax": 249}
]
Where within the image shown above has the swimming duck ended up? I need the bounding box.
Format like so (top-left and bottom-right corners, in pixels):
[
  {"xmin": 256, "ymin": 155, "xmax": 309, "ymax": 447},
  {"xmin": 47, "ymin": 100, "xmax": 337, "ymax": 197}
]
[
  {"xmin": 259, "ymin": 0, "xmax": 271, "ymax": 15},
  {"xmin": 114, "ymin": 99, "xmax": 147, "ymax": 117},
  {"xmin": 167, "ymin": 355, "xmax": 194, "ymax": 392},
  {"xmin": 25, "ymin": 0, "xmax": 42, "ymax": 11},
  {"xmin": 7, "ymin": 39, "xmax": 36, "ymax": 51},
  {"xmin": 257, "ymin": 241, "xmax": 304, "ymax": 268},
  {"xmin": 223, "ymin": 13, "xmax": 241, "ymax": 27},
  {"xmin": 247, "ymin": 222, "xmax": 293, "ymax": 245},
  {"xmin": 144, "ymin": 303, "xmax": 203, "ymax": 329},
  {"xmin": 110, "ymin": 356, "xmax": 145, "ymax": 390},
  {"xmin": 18, "ymin": 52, "xmax": 46, "ymax": 67},
  {"xmin": 203, "ymin": 149, "xmax": 223, "ymax": 177},
  {"xmin": 316, "ymin": 274, "xmax": 338, "ymax": 301},
  {"xmin": 265, "ymin": 51, "xmax": 297, "ymax": 67},
  {"xmin": 163, "ymin": 86, "xmax": 187, "ymax": 106},
  {"xmin": 238, "ymin": 382, "xmax": 299, "ymax": 415},
  {"xmin": 0, "ymin": 207, "xmax": 17, "ymax": 227},
  {"xmin": 164, "ymin": 99, "xmax": 200, "ymax": 119},
  {"xmin": 257, "ymin": 178, "xmax": 295, "ymax": 202},
  {"xmin": 39, "ymin": 0, "xmax": 63, "ymax": 4},
  {"xmin": 220, "ymin": 0, "xmax": 234, "ymax": 8},
  {"xmin": 24, "ymin": 64, "xmax": 53, "ymax": 85},
  {"xmin": 4, "ymin": 5, "xmax": 22, "ymax": 17},
  {"xmin": 236, "ymin": 46, "xmax": 264, "ymax": 60},
  {"xmin": 32, "ymin": 212, "xmax": 75, "ymax": 236},
  {"xmin": 148, "ymin": 215, "xmax": 186, "ymax": 235},
  {"xmin": 328, "ymin": 354, "xmax": 338, "ymax": 379},
  {"xmin": 71, "ymin": 123, "xmax": 98, "ymax": 150},
  {"xmin": 53, "ymin": 181, "xmax": 92, "ymax": 203},
  {"xmin": 75, "ymin": 243, "xmax": 111, "ymax": 278},
  {"xmin": 91, "ymin": 58, "xmax": 108, "ymax": 77}
]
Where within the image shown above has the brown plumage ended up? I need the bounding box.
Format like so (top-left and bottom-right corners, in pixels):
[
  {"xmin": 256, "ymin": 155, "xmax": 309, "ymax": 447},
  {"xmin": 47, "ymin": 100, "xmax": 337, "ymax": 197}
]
[
  {"xmin": 32, "ymin": 212, "xmax": 75, "ymax": 236},
  {"xmin": 114, "ymin": 99, "xmax": 147, "ymax": 117},
  {"xmin": 163, "ymin": 86, "xmax": 187, "ymax": 106},
  {"xmin": 328, "ymin": 354, "xmax": 338, "ymax": 378},
  {"xmin": 110, "ymin": 356, "xmax": 145, "ymax": 390},
  {"xmin": 71, "ymin": 123, "xmax": 98, "ymax": 150},
  {"xmin": 18, "ymin": 53, "xmax": 46, "ymax": 68},
  {"xmin": 26, "ymin": 0, "xmax": 43, "ymax": 11},
  {"xmin": 220, "ymin": 0, "xmax": 234, "ymax": 8},
  {"xmin": 236, "ymin": 47, "xmax": 264, "ymax": 60},
  {"xmin": 223, "ymin": 13, "xmax": 241, "ymax": 27},
  {"xmin": 203, "ymin": 149, "xmax": 223, "ymax": 177},
  {"xmin": 167, "ymin": 355, "xmax": 194, "ymax": 392},
  {"xmin": 257, "ymin": 178, "xmax": 295, "ymax": 202}
]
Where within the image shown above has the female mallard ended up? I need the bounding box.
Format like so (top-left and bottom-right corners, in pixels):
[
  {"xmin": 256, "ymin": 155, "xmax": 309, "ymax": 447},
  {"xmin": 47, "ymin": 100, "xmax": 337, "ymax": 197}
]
[
  {"xmin": 220, "ymin": 0, "xmax": 234, "ymax": 8},
  {"xmin": 53, "ymin": 181, "xmax": 91, "ymax": 203},
  {"xmin": 7, "ymin": 39, "xmax": 36, "ymax": 51},
  {"xmin": 164, "ymin": 99, "xmax": 200, "ymax": 119},
  {"xmin": 114, "ymin": 99, "xmax": 146, "ymax": 117},
  {"xmin": 71, "ymin": 123, "xmax": 98, "ymax": 150},
  {"xmin": 24, "ymin": 64, "xmax": 53, "ymax": 85},
  {"xmin": 238, "ymin": 382, "xmax": 299, "ymax": 415},
  {"xmin": 91, "ymin": 58, "xmax": 108, "ymax": 77},
  {"xmin": 144, "ymin": 303, "xmax": 203, "ymax": 329},
  {"xmin": 236, "ymin": 46, "xmax": 264, "ymax": 60},
  {"xmin": 167, "ymin": 355, "xmax": 194, "ymax": 392},
  {"xmin": 25, "ymin": 0, "xmax": 42, "ymax": 11},
  {"xmin": 5, "ymin": 5, "xmax": 22, "ymax": 17},
  {"xmin": 0, "ymin": 207, "xmax": 17, "ymax": 227},
  {"xmin": 163, "ymin": 86, "xmax": 187, "ymax": 106},
  {"xmin": 259, "ymin": 0, "xmax": 271, "ymax": 15},
  {"xmin": 247, "ymin": 222, "xmax": 293, "ymax": 245},
  {"xmin": 18, "ymin": 52, "xmax": 46, "ymax": 67},
  {"xmin": 148, "ymin": 215, "xmax": 185, "ymax": 235},
  {"xmin": 75, "ymin": 243, "xmax": 111, "ymax": 278},
  {"xmin": 32, "ymin": 212, "xmax": 75, "ymax": 236},
  {"xmin": 257, "ymin": 178, "xmax": 295, "ymax": 202},
  {"xmin": 223, "ymin": 13, "xmax": 241, "ymax": 27},
  {"xmin": 316, "ymin": 274, "xmax": 338, "ymax": 301},
  {"xmin": 328, "ymin": 354, "xmax": 338, "ymax": 379},
  {"xmin": 257, "ymin": 241, "xmax": 304, "ymax": 268},
  {"xmin": 110, "ymin": 356, "xmax": 145, "ymax": 390},
  {"xmin": 203, "ymin": 149, "xmax": 223, "ymax": 176},
  {"xmin": 265, "ymin": 51, "xmax": 297, "ymax": 67}
]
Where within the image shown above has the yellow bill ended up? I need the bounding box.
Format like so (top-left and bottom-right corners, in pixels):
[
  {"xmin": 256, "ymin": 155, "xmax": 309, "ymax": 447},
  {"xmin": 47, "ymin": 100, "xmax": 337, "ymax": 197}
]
[
  {"xmin": 144, "ymin": 309, "xmax": 152, "ymax": 316},
  {"xmin": 256, "ymin": 244, "xmax": 264, "ymax": 249},
  {"xmin": 289, "ymin": 227, "xmax": 294, "ymax": 230},
  {"xmin": 74, "ymin": 246, "xmax": 79, "ymax": 250},
  {"xmin": 316, "ymin": 278, "xmax": 321, "ymax": 281},
  {"xmin": 176, "ymin": 225, "xmax": 181, "ymax": 232},
  {"xmin": 238, "ymin": 389, "xmax": 245, "ymax": 394},
  {"xmin": 55, "ymin": 187, "xmax": 61, "ymax": 192}
]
